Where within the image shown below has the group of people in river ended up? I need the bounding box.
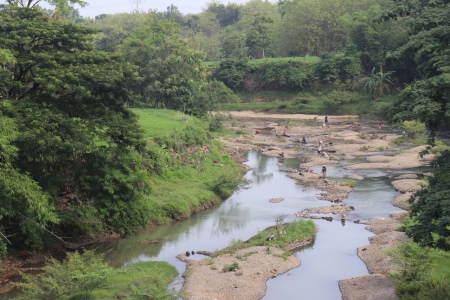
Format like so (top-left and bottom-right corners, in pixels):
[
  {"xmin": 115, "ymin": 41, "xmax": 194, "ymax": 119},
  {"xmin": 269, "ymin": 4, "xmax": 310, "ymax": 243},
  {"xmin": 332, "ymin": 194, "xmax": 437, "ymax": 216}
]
[{"xmin": 300, "ymin": 116, "xmax": 330, "ymax": 178}]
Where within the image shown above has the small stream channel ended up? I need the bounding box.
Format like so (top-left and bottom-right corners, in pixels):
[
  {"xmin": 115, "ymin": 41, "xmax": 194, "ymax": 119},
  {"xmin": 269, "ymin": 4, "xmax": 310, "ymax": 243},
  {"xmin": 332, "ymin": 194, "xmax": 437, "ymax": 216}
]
[{"xmin": 92, "ymin": 149, "xmax": 428, "ymax": 299}]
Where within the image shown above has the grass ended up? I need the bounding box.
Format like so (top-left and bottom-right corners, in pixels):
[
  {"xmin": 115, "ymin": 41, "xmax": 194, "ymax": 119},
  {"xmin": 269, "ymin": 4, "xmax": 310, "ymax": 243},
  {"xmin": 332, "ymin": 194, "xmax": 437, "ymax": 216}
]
[
  {"xmin": 92, "ymin": 261, "xmax": 178, "ymax": 299},
  {"xmin": 131, "ymin": 108, "xmax": 188, "ymax": 138},
  {"xmin": 203, "ymin": 56, "xmax": 321, "ymax": 70},
  {"xmin": 219, "ymin": 91, "xmax": 397, "ymax": 117},
  {"xmin": 235, "ymin": 250, "xmax": 258, "ymax": 261},
  {"xmin": 213, "ymin": 220, "xmax": 316, "ymax": 257},
  {"xmin": 130, "ymin": 109, "xmax": 246, "ymax": 226},
  {"xmin": 390, "ymin": 135, "xmax": 428, "ymax": 147},
  {"xmin": 340, "ymin": 179, "xmax": 356, "ymax": 188},
  {"xmin": 222, "ymin": 262, "xmax": 240, "ymax": 272}
]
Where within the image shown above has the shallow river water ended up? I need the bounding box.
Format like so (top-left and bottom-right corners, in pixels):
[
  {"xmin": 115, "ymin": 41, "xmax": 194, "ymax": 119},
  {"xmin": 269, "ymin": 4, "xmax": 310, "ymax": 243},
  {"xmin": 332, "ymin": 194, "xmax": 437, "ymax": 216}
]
[{"xmin": 93, "ymin": 150, "xmax": 424, "ymax": 300}]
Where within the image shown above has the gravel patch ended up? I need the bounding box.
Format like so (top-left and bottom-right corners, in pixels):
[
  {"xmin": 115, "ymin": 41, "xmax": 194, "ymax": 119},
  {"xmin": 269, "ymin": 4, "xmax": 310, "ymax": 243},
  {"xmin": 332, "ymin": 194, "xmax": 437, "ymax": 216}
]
[
  {"xmin": 346, "ymin": 174, "xmax": 365, "ymax": 181},
  {"xmin": 395, "ymin": 173, "xmax": 419, "ymax": 179},
  {"xmin": 391, "ymin": 179, "xmax": 422, "ymax": 193},
  {"xmin": 339, "ymin": 274, "xmax": 397, "ymax": 300},
  {"xmin": 392, "ymin": 193, "xmax": 413, "ymax": 210},
  {"xmin": 181, "ymin": 246, "xmax": 300, "ymax": 300}
]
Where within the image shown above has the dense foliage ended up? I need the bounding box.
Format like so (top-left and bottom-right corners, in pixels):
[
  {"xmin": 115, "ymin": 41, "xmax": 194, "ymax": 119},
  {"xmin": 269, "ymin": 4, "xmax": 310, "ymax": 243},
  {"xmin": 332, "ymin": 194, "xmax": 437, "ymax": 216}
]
[
  {"xmin": 15, "ymin": 250, "xmax": 179, "ymax": 300},
  {"xmin": 0, "ymin": 4, "xmax": 243, "ymax": 257},
  {"xmin": 388, "ymin": 241, "xmax": 450, "ymax": 299},
  {"xmin": 407, "ymin": 151, "xmax": 450, "ymax": 250},
  {"xmin": 383, "ymin": 0, "xmax": 450, "ymax": 130}
]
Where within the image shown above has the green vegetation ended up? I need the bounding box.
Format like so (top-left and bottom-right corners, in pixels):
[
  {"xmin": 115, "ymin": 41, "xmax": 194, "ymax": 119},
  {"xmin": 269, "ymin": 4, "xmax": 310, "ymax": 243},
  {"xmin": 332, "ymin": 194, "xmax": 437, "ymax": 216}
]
[
  {"xmin": 406, "ymin": 151, "xmax": 450, "ymax": 250},
  {"xmin": 388, "ymin": 241, "xmax": 450, "ymax": 299},
  {"xmin": 218, "ymin": 91, "xmax": 397, "ymax": 116},
  {"xmin": 1, "ymin": 0, "xmax": 450, "ymax": 298},
  {"xmin": 15, "ymin": 250, "xmax": 178, "ymax": 300},
  {"xmin": 213, "ymin": 220, "xmax": 316, "ymax": 257},
  {"xmin": 401, "ymin": 121, "xmax": 427, "ymax": 139},
  {"xmin": 15, "ymin": 250, "xmax": 115, "ymax": 300},
  {"xmin": 203, "ymin": 56, "xmax": 321, "ymax": 70},
  {"xmin": 235, "ymin": 250, "xmax": 258, "ymax": 261},
  {"xmin": 222, "ymin": 262, "xmax": 240, "ymax": 272},
  {"xmin": 131, "ymin": 109, "xmax": 188, "ymax": 138},
  {"xmin": 340, "ymin": 180, "xmax": 356, "ymax": 188},
  {"xmin": 92, "ymin": 261, "xmax": 178, "ymax": 299}
]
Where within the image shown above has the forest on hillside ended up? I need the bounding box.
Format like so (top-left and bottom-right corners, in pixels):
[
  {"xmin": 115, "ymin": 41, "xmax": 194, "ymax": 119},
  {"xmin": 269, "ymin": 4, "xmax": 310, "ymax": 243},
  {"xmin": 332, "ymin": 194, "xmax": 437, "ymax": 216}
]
[{"xmin": 0, "ymin": 0, "xmax": 449, "ymax": 264}]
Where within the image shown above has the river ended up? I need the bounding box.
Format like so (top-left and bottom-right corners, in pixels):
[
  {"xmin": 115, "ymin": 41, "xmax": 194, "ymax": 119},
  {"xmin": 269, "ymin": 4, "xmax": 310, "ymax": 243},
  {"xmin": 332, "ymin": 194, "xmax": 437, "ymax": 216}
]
[{"xmin": 93, "ymin": 150, "xmax": 419, "ymax": 300}]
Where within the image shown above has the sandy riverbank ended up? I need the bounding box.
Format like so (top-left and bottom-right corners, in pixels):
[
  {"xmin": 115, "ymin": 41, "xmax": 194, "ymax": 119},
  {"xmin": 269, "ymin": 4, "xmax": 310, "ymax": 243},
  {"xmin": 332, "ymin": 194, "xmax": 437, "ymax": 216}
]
[{"xmin": 181, "ymin": 112, "xmax": 432, "ymax": 300}]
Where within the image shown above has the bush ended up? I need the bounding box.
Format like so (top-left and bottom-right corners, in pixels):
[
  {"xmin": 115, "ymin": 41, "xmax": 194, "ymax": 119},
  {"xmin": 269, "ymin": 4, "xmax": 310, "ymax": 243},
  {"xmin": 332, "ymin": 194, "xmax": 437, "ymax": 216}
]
[
  {"xmin": 402, "ymin": 120, "xmax": 426, "ymax": 138},
  {"xmin": 208, "ymin": 113, "xmax": 226, "ymax": 132},
  {"xmin": 222, "ymin": 262, "xmax": 240, "ymax": 272},
  {"xmin": 388, "ymin": 241, "xmax": 450, "ymax": 299},
  {"xmin": 15, "ymin": 250, "xmax": 114, "ymax": 300}
]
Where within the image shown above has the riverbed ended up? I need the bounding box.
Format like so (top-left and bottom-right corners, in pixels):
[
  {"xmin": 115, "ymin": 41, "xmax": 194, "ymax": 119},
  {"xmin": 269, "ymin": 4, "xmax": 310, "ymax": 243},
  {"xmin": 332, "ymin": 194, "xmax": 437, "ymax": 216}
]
[{"xmin": 95, "ymin": 149, "xmax": 418, "ymax": 299}]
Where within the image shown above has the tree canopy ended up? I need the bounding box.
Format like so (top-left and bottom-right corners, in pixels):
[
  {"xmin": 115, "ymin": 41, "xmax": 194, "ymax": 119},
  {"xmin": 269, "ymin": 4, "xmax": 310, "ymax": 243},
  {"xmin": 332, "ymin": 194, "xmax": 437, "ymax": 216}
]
[
  {"xmin": 0, "ymin": 6, "xmax": 152, "ymax": 251},
  {"xmin": 383, "ymin": 0, "xmax": 450, "ymax": 130}
]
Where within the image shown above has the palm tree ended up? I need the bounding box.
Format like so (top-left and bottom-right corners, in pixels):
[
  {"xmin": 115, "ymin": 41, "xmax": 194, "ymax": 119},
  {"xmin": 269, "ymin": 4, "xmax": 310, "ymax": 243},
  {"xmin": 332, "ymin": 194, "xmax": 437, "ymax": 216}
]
[{"xmin": 359, "ymin": 66, "xmax": 394, "ymax": 99}]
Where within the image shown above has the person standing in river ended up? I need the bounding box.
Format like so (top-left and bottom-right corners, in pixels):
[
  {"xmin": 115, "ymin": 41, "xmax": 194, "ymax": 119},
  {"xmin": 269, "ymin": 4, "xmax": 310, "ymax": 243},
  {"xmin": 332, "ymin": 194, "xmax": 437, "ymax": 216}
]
[
  {"xmin": 322, "ymin": 165, "xmax": 327, "ymax": 178},
  {"xmin": 324, "ymin": 115, "xmax": 328, "ymax": 126}
]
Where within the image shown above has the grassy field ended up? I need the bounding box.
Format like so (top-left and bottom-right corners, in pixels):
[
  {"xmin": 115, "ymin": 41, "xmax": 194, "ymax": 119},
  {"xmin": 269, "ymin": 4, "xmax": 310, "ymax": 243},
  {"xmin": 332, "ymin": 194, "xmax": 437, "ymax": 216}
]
[
  {"xmin": 129, "ymin": 108, "xmax": 245, "ymax": 225},
  {"xmin": 203, "ymin": 56, "xmax": 321, "ymax": 70},
  {"xmin": 219, "ymin": 91, "xmax": 398, "ymax": 117},
  {"xmin": 131, "ymin": 108, "xmax": 188, "ymax": 138}
]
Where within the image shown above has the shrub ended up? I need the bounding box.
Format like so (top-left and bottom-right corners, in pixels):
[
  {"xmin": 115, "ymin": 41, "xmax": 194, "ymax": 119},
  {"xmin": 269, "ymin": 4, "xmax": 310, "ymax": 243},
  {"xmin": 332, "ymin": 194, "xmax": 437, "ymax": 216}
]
[
  {"xmin": 402, "ymin": 120, "xmax": 426, "ymax": 138},
  {"xmin": 222, "ymin": 262, "xmax": 240, "ymax": 272},
  {"xmin": 15, "ymin": 250, "xmax": 114, "ymax": 300},
  {"xmin": 388, "ymin": 241, "xmax": 450, "ymax": 299},
  {"xmin": 208, "ymin": 113, "xmax": 226, "ymax": 132},
  {"xmin": 359, "ymin": 145, "xmax": 369, "ymax": 151}
]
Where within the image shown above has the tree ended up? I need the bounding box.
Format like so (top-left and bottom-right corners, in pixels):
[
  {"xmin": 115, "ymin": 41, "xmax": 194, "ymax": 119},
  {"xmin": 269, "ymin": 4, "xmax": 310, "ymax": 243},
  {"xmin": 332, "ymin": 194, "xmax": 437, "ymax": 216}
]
[
  {"xmin": 342, "ymin": 4, "xmax": 408, "ymax": 72},
  {"xmin": 247, "ymin": 15, "xmax": 273, "ymax": 58},
  {"xmin": 214, "ymin": 58, "xmax": 249, "ymax": 90},
  {"xmin": 204, "ymin": 0, "xmax": 241, "ymax": 27},
  {"xmin": 220, "ymin": 29, "xmax": 249, "ymax": 59},
  {"xmin": 407, "ymin": 150, "xmax": 450, "ymax": 250},
  {"xmin": 88, "ymin": 13, "xmax": 148, "ymax": 52},
  {"xmin": 120, "ymin": 18, "xmax": 207, "ymax": 114},
  {"xmin": 359, "ymin": 66, "xmax": 394, "ymax": 99},
  {"xmin": 381, "ymin": 0, "xmax": 450, "ymax": 257},
  {"xmin": 0, "ymin": 6, "xmax": 152, "ymax": 246},
  {"xmin": 182, "ymin": 11, "xmax": 222, "ymax": 60},
  {"xmin": 0, "ymin": 113, "xmax": 59, "ymax": 251},
  {"xmin": 383, "ymin": 0, "xmax": 450, "ymax": 130},
  {"xmin": 6, "ymin": 0, "xmax": 86, "ymax": 15},
  {"xmin": 274, "ymin": 0, "xmax": 347, "ymax": 56}
]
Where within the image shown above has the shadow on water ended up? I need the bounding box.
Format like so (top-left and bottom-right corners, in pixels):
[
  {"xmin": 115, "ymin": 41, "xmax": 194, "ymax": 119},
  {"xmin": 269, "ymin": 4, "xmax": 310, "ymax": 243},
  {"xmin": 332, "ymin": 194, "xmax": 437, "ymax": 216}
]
[{"xmin": 92, "ymin": 151, "xmax": 422, "ymax": 299}]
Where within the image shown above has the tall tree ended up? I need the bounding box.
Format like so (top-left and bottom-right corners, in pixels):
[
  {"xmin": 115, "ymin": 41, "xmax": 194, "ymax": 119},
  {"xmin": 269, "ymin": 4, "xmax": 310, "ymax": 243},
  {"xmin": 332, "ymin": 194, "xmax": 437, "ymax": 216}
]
[
  {"xmin": 342, "ymin": 4, "xmax": 407, "ymax": 72},
  {"xmin": 247, "ymin": 15, "xmax": 273, "ymax": 58},
  {"xmin": 204, "ymin": 0, "xmax": 241, "ymax": 27},
  {"xmin": 407, "ymin": 150, "xmax": 450, "ymax": 250},
  {"xmin": 383, "ymin": 0, "xmax": 450, "ymax": 252},
  {"xmin": 120, "ymin": 18, "xmax": 207, "ymax": 114},
  {"xmin": 383, "ymin": 0, "xmax": 450, "ymax": 130},
  {"xmin": 0, "ymin": 6, "xmax": 152, "ymax": 247}
]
